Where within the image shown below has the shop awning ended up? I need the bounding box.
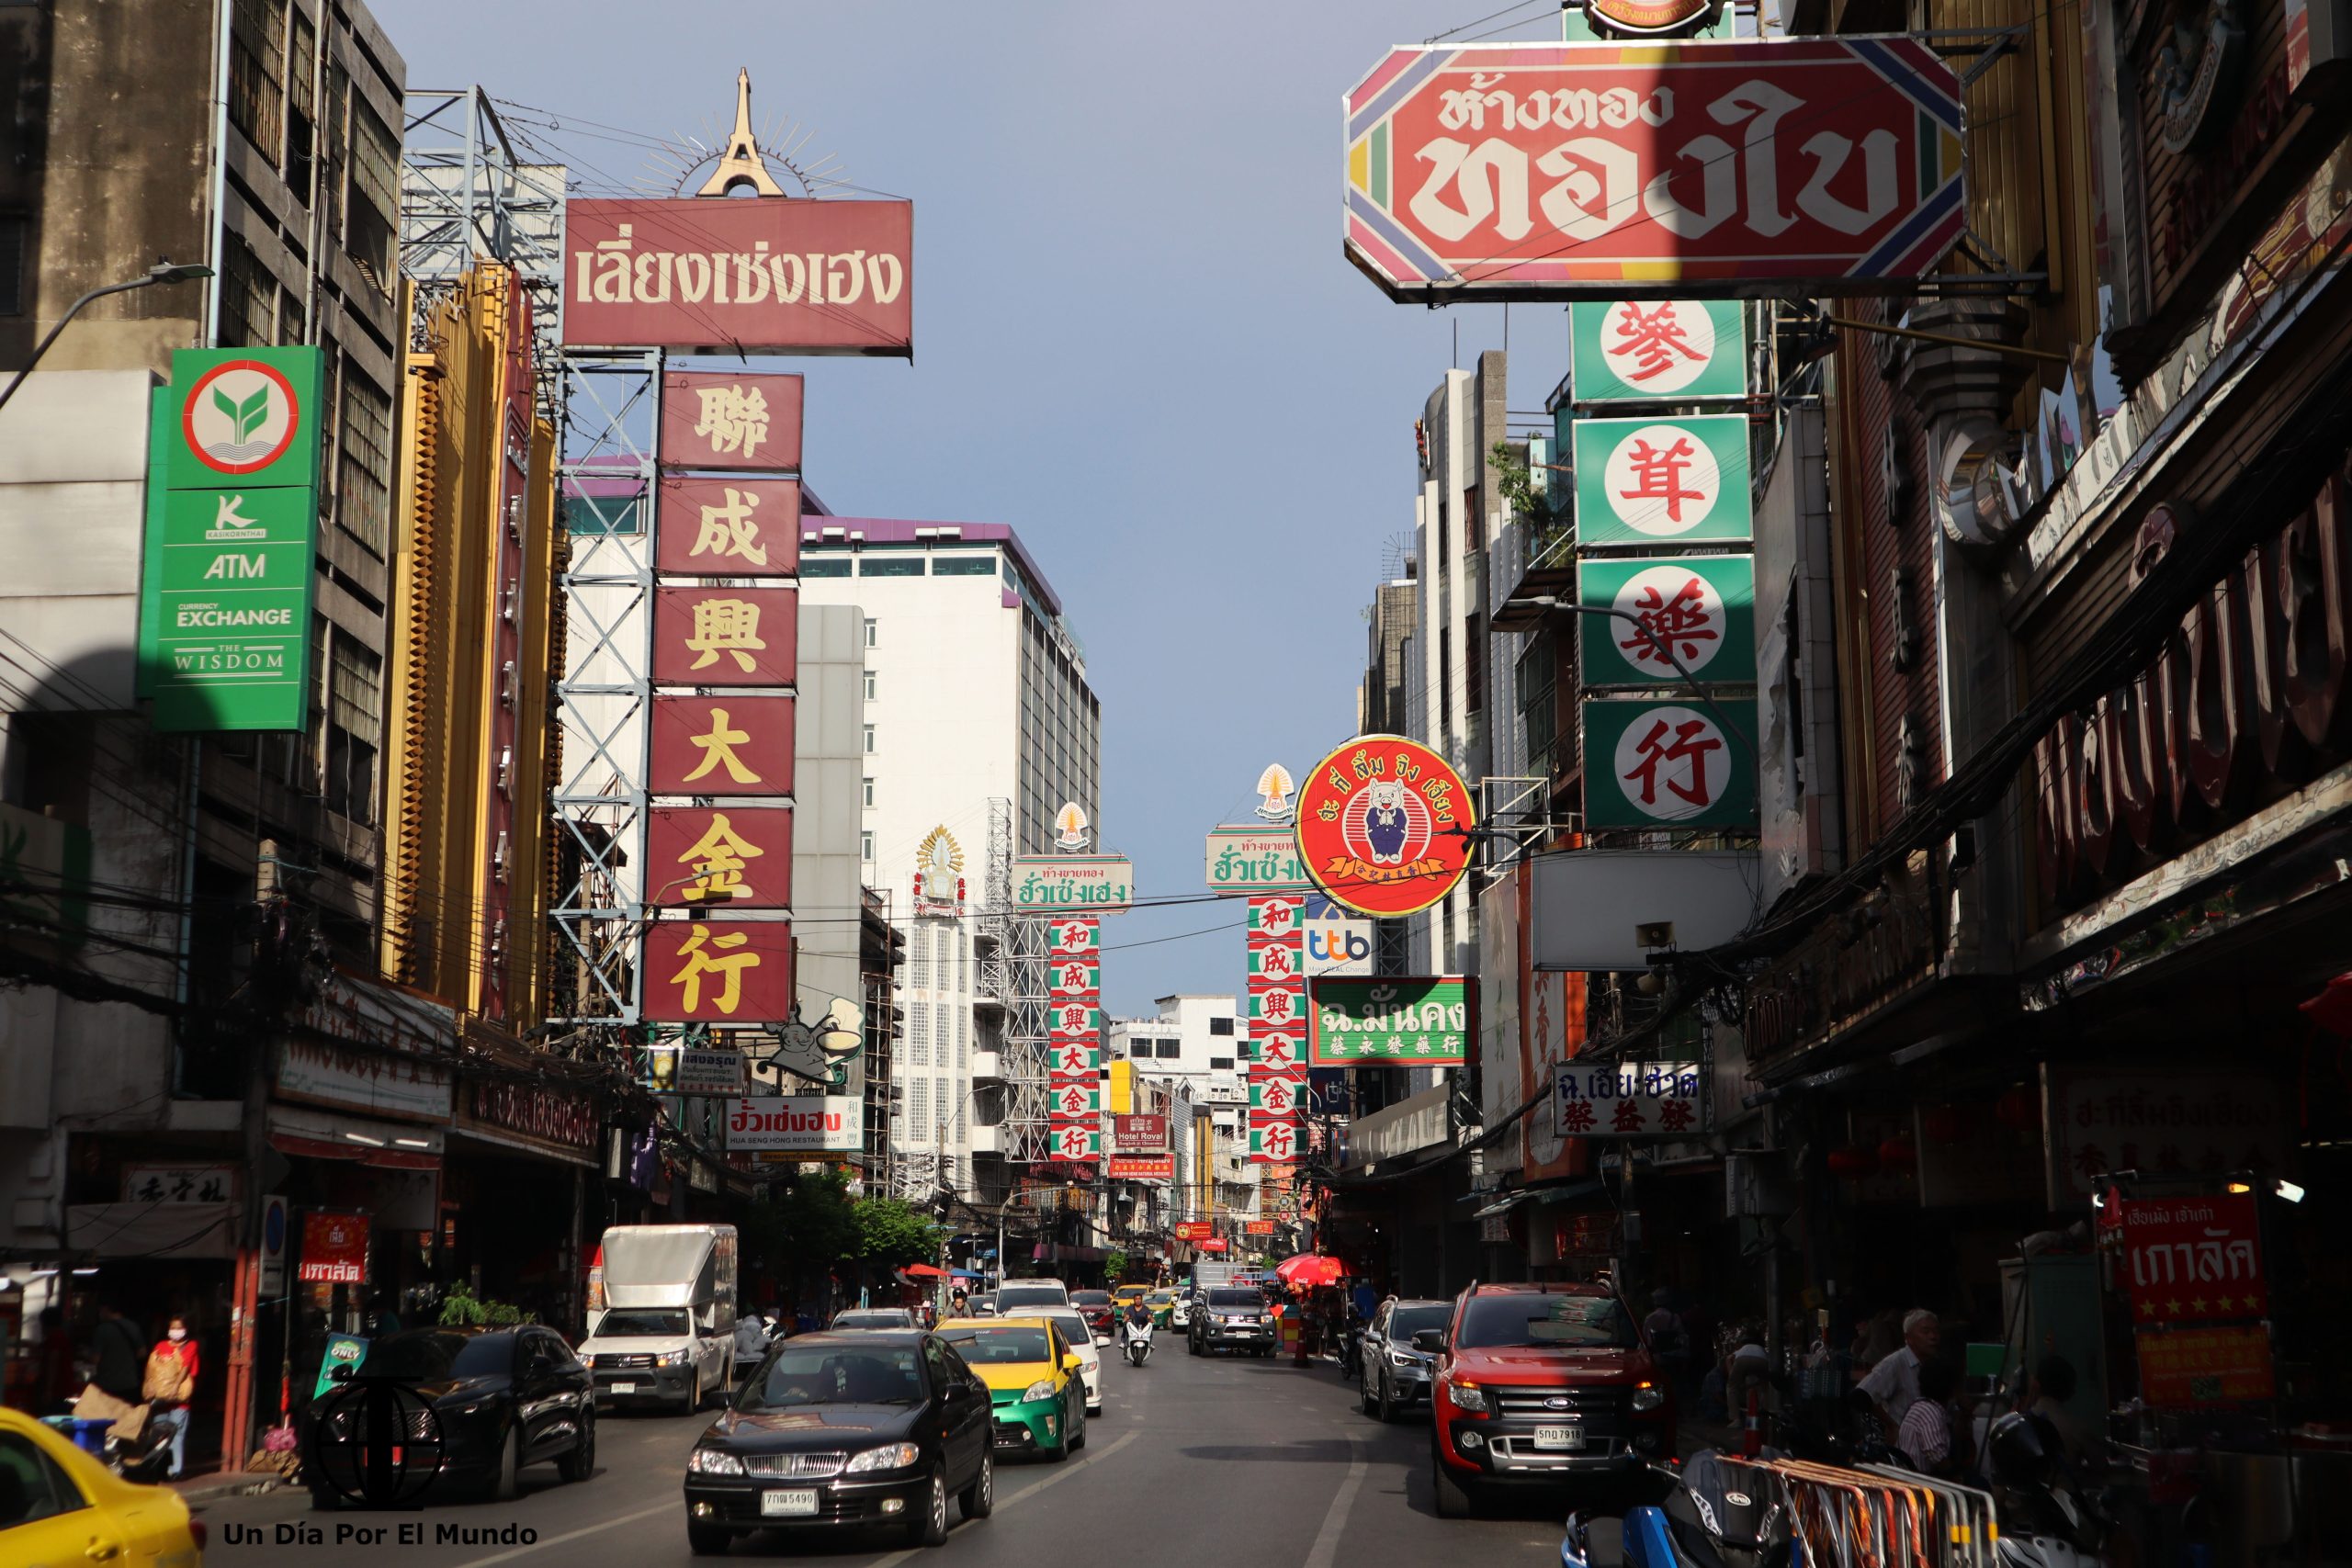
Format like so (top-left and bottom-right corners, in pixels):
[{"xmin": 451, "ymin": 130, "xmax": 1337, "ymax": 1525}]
[
  {"xmin": 64, "ymin": 1201, "xmax": 240, "ymax": 1260},
  {"xmin": 899, "ymin": 1263, "xmax": 947, "ymax": 1280},
  {"xmin": 266, "ymin": 1105, "xmax": 442, "ymax": 1169}
]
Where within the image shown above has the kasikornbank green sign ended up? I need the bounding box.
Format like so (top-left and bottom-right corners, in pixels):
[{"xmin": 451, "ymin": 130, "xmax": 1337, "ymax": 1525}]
[
  {"xmin": 140, "ymin": 348, "xmax": 324, "ymax": 731},
  {"xmin": 1307, "ymin": 976, "xmax": 1470, "ymax": 1066}
]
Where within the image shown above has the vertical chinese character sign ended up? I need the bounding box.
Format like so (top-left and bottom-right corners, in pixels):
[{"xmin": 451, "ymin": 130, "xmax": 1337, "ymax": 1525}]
[
  {"xmin": 1247, "ymin": 895, "xmax": 1307, "ymax": 1162},
  {"xmin": 1046, "ymin": 917, "xmax": 1103, "ymax": 1162},
  {"xmin": 640, "ymin": 368, "xmax": 804, "ymax": 1023}
]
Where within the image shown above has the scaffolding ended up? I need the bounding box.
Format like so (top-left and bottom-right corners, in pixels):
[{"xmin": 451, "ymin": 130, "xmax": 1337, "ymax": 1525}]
[{"xmin": 997, "ymin": 801, "xmax": 1053, "ymax": 1166}]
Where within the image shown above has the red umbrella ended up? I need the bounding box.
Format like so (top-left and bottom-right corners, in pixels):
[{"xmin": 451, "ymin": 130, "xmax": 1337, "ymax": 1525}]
[{"xmin": 1273, "ymin": 1253, "xmax": 1343, "ymax": 1288}]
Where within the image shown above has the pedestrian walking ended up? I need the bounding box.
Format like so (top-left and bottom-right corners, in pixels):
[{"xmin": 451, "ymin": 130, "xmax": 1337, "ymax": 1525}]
[
  {"xmin": 142, "ymin": 1314, "xmax": 200, "ymax": 1479},
  {"xmin": 1894, "ymin": 1356, "xmax": 1963, "ymax": 1476}
]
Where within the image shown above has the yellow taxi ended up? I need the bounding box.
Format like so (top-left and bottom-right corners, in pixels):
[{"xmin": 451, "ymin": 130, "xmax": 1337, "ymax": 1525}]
[
  {"xmin": 933, "ymin": 1315, "xmax": 1089, "ymax": 1463},
  {"xmin": 1, "ymin": 1406, "xmax": 204, "ymax": 1564},
  {"xmin": 1111, "ymin": 1285, "xmax": 1152, "ymax": 1310}
]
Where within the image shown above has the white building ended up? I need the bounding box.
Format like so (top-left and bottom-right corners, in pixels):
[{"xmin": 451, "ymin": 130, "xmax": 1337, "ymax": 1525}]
[
  {"xmin": 797, "ymin": 518, "xmax": 1100, "ymax": 1198},
  {"xmin": 1109, "ymin": 995, "xmax": 1252, "ymax": 1212}
]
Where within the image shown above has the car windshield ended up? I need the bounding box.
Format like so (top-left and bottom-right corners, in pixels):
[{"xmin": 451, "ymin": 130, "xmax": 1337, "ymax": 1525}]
[
  {"xmin": 1455, "ymin": 1294, "xmax": 1639, "ymax": 1349},
  {"xmin": 832, "ymin": 1312, "xmax": 910, "ymax": 1329},
  {"xmin": 938, "ymin": 1326, "xmax": 1051, "ymax": 1364},
  {"xmin": 997, "ymin": 1285, "xmax": 1065, "ymax": 1305},
  {"xmin": 1206, "ymin": 1289, "xmax": 1260, "ymax": 1310},
  {"xmin": 594, "ymin": 1309, "xmax": 688, "ymax": 1337},
  {"xmin": 363, "ymin": 1332, "xmax": 514, "ymax": 1382},
  {"xmin": 738, "ymin": 1344, "xmax": 924, "ymax": 1409},
  {"xmin": 1146, "ymin": 1292, "xmax": 1174, "ymax": 1304},
  {"xmin": 1070, "ymin": 1292, "xmax": 1112, "ymax": 1307},
  {"xmin": 1041, "ymin": 1312, "xmax": 1093, "ymax": 1349},
  {"xmin": 1389, "ymin": 1305, "xmax": 1452, "ymax": 1340}
]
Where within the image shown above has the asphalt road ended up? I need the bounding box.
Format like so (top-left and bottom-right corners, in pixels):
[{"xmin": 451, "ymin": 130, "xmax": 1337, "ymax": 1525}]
[{"xmin": 191, "ymin": 1344, "xmax": 1581, "ymax": 1568}]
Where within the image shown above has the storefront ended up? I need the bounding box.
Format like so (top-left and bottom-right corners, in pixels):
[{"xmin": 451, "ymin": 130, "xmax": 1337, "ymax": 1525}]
[{"xmin": 443, "ymin": 1069, "xmax": 602, "ymax": 1336}]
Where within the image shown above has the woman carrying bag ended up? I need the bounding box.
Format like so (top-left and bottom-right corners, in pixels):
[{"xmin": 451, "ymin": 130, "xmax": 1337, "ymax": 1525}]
[{"xmin": 142, "ymin": 1315, "xmax": 200, "ymax": 1479}]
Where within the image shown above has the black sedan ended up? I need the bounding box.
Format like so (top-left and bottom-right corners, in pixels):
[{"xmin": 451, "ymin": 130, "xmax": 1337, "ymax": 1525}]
[
  {"xmin": 684, "ymin": 1329, "xmax": 993, "ymax": 1553},
  {"xmin": 303, "ymin": 1325, "xmax": 594, "ymax": 1506}
]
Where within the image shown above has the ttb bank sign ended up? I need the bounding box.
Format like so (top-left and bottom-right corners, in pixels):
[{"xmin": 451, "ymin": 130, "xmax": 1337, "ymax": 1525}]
[{"xmin": 1303, "ymin": 896, "xmax": 1374, "ymax": 976}]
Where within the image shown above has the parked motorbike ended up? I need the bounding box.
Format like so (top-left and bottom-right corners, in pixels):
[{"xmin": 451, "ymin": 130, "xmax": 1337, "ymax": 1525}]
[
  {"xmin": 1986, "ymin": 1412, "xmax": 2109, "ymax": 1568},
  {"xmin": 103, "ymin": 1403, "xmax": 176, "ymax": 1484},
  {"xmin": 1122, "ymin": 1320, "xmax": 1153, "ymax": 1368},
  {"xmin": 1562, "ymin": 1453, "xmax": 1792, "ymax": 1568}
]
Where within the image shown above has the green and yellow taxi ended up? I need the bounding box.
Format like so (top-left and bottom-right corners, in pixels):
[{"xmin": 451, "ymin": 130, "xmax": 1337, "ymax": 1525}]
[
  {"xmin": 934, "ymin": 1315, "xmax": 1088, "ymax": 1462},
  {"xmin": 1145, "ymin": 1289, "xmax": 1180, "ymax": 1327},
  {"xmin": 1111, "ymin": 1285, "xmax": 1151, "ymax": 1311}
]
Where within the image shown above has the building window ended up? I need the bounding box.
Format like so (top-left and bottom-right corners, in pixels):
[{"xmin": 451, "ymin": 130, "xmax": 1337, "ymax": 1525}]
[
  {"xmin": 323, "ymin": 632, "xmax": 381, "ymax": 827},
  {"xmin": 1156, "ymin": 1042, "xmax": 1182, "ymax": 1059},
  {"xmin": 336, "ymin": 366, "xmax": 393, "ymax": 554},
  {"xmin": 958, "ymin": 933, "xmax": 969, "ymax": 995},
  {"xmin": 227, "ymin": 0, "xmax": 286, "ymax": 166},
  {"xmin": 800, "ymin": 557, "xmax": 851, "ymax": 578},
  {"xmin": 863, "ymin": 724, "xmax": 876, "ymax": 754},
  {"xmin": 956, "ymin": 1006, "xmax": 967, "ymax": 1066},
  {"xmin": 908, "ymin": 1001, "xmax": 929, "ymax": 1066},
  {"xmin": 216, "ymin": 231, "xmax": 276, "ymax": 349},
  {"xmin": 344, "ymin": 99, "xmax": 399, "ymax": 295},
  {"xmin": 933, "ymin": 556, "xmax": 996, "ymax": 576},
  {"xmin": 1209, "ymin": 1056, "xmax": 1234, "ymax": 1072},
  {"xmin": 911, "ymin": 926, "xmax": 930, "ymax": 989},
  {"xmin": 864, "ymin": 617, "xmax": 877, "ymax": 648},
  {"xmin": 860, "ymin": 556, "xmax": 924, "ymax": 577},
  {"xmin": 863, "ymin": 670, "xmax": 876, "ymax": 701},
  {"xmin": 909, "ymin": 1077, "xmax": 928, "ymax": 1134},
  {"xmin": 862, "ymin": 777, "xmax": 875, "ymax": 807},
  {"xmin": 1208, "ymin": 1017, "xmax": 1234, "ymax": 1037},
  {"xmin": 860, "ymin": 829, "xmax": 874, "ymax": 863}
]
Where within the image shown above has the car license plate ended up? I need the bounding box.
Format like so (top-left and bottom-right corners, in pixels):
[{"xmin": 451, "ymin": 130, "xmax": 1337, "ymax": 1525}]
[
  {"xmin": 610, "ymin": 1382, "xmax": 635, "ymax": 1395},
  {"xmin": 1532, "ymin": 1423, "xmax": 1582, "ymax": 1451},
  {"xmin": 761, "ymin": 1489, "xmax": 819, "ymax": 1517}
]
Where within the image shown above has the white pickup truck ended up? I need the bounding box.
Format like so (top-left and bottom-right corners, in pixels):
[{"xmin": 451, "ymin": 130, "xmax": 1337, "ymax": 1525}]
[{"xmin": 577, "ymin": 1224, "xmax": 739, "ymax": 1414}]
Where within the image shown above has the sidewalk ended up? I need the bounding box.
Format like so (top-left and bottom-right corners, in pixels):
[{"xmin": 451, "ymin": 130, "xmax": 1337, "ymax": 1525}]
[{"xmin": 169, "ymin": 1466, "xmax": 285, "ymax": 1506}]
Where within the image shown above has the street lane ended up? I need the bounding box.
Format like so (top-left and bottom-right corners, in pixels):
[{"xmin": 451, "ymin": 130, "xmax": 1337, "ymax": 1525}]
[{"xmin": 193, "ymin": 1343, "xmax": 1571, "ymax": 1567}]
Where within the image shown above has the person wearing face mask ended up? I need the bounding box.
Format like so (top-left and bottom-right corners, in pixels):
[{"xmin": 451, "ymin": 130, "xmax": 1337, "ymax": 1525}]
[{"xmin": 142, "ymin": 1314, "xmax": 201, "ymax": 1479}]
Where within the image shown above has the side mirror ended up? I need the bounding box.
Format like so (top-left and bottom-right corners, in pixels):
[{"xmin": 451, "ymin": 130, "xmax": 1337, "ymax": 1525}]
[{"xmin": 1410, "ymin": 1329, "xmax": 1447, "ymax": 1354}]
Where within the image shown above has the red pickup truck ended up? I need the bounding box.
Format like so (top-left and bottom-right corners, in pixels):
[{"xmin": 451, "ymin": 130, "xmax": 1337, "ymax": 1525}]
[{"xmin": 1420, "ymin": 1281, "xmax": 1674, "ymax": 1517}]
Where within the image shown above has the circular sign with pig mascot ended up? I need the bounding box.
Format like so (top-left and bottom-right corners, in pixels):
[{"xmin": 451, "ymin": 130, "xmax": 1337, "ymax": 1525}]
[{"xmin": 1294, "ymin": 735, "xmax": 1476, "ymax": 918}]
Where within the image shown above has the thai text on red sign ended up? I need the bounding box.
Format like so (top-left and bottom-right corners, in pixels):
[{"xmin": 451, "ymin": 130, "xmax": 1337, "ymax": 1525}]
[
  {"xmin": 299, "ymin": 1211, "xmax": 369, "ymax": 1284},
  {"xmin": 1343, "ymin": 39, "xmax": 1964, "ymax": 296},
  {"xmin": 564, "ymin": 199, "xmax": 911, "ymax": 356},
  {"xmin": 2102, "ymin": 1193, "xmax": 2267, "ymax": 1327}
]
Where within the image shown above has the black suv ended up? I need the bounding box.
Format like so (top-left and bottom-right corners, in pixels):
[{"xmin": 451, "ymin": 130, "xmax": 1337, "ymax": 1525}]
[{"xmin": 1187, "ymin": 1286, "xmax": 1272, "ymax": 1357}]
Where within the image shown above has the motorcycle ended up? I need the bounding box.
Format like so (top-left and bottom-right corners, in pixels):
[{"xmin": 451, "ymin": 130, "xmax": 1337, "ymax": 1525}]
[
  {"xmin": 1985, "ymin": 1412, "xmax": 2109, "ymax": 1568},
  {"xmin": 1121, "ymin": 1319, "xmax": 1153, "ymax": 1368},
  {"xmin": 1562, "ymin": 1453, "xmax": 1792, "ymax": 1568}
]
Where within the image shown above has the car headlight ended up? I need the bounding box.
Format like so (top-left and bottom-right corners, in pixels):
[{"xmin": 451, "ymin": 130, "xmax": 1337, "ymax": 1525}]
[
  {"xmin": 1442, "ymin": 1378, "xmax": 1487, "ymax": 1415},
  {"xmin": 1021, "ymin": 1380, "xmax": 1059, "ymax": 1404},
  {"xmin": 657, "ymin": 1348, "xmax": 690, "ymax": 1367},
  {"xmin": 687, "ymin": 1448, "xmax": 744, "ymax": 1475},
  {"xmin": 1388, "ymin": 1349, "xmax": 1419, "ymax": 1368},
  {"xmin": 843, "ymin": 1442, "xmax": 922, "ymax": 1473},
  {"xmin": 1632, "ymin": 1383, "xmax": 1666, "ymax": 1412}
]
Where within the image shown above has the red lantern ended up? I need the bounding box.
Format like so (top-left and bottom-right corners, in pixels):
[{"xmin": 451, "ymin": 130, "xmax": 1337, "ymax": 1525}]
[
  {"xmin": 1826, "ymin": 1145, "xmax": 1879, "ymax": 1179},
  {"xmin": 1876, "ymin": 1134, "xmax": 1917, "ymax": 1174},
  {"xmin": 1995, "ymin": 1087, "xmax": 2040, "ymax": 1133},
  {"xmin": 1920, "ymin": 1105, "xmax": 1969, "ymax": 1145}
]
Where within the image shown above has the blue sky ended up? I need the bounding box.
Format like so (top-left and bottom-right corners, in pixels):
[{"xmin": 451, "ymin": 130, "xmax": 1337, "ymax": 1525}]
[{"xmin": 394, "ymin": 1, "xmax": 1571, "ymax": 1012}]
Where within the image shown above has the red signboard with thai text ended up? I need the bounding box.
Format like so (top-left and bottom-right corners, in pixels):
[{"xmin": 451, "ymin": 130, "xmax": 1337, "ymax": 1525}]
[
  {"xmin": 1195, "ymin": 1237, "xmax": 1229, "ymax": 1255},
  {"xmin": 1342, "ymin": 40, "xmax": 1964, "ymax": 299},
  {"xmin": 640, "ymin": 919, "xmax": 794, "ymax": 1023},
  {"xmin": 1173, "ymin": 1221, "xmax": 1215, "ymax": 1241},
  {"xmin": 2106, "ymin": 1192, "xmax": 2267, "ymax": 1326},
  {"xmin": 1295, "ymin": 737, "xmax": 1475, "ymax": 917},
  {"xmin": 645, "ymin": 807, "xmax": 793, "ymax": 908},
  {"xmin": 564, "ymin": 199, "xmax": 912, "ymax": 356},
  {"xmin": 648, "ymin": 695, "xmax": 794, "ymax": 797},
  {"xmin": 299, "ymin": 1211, "xmax": 368, "ymax": 1284},
  {"xmin": 655, "ymin": 477, "xmax": 801, "ymax": 577},
  {"xmin": 659, "ymin": 371, "xmax": 804, "ymax": 473},
  {"xmin": 651, "ymin": 586, "xmax": 798, "ymax": 687}
]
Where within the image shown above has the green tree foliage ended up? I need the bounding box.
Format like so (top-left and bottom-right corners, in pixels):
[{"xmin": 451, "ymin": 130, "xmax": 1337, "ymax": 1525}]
[
  {"xmin": 1104, "ymin": 1247, "xmax": 1128, "ymax": 1283},
  {"xmin": 854, "ymin": 1195, "xmax": 944, "ymax": 1267},
  {"xmin": 437, "ymin": 1282, "xmax": 529, "ymax": 1327}
]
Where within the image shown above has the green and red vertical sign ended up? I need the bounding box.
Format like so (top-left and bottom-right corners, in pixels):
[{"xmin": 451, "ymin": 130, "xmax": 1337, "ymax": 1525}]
[{"xmin": 139, "ymin": 347, "xmax": 325, "ymax": 731}]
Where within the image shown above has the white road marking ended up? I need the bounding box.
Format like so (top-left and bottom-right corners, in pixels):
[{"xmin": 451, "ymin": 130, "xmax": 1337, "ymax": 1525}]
[
  {"xmin": 1301, "ymin": 1439, "xmax": 1369, "ymax": 1568},
  {"xmin": 453, "ymin": 1500, "xmax": 675, "ymax": 1567},
  {"xmin": 858, "ymin": 1428, "xmax": 1144, "ymax": 1568}
]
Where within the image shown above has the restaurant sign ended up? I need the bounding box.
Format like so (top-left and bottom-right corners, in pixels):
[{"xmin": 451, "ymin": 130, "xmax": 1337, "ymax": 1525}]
[
  {"xmin": 1295, "ymin": 737, "xmax": 1475, "ymax": 918},
  {"xmin": 1307, "ymin": 976, "xmax": 1471, "ymax": 1066},
  {"xmin": 2103, "ymin": 1193, "xmax": 2266, "ymax": 1326},
  {"xmin": 464, "ymin": 1079, "xmax": 598, "ymax": 1154},
  {"xmin": 1343, "ymin": 39, "xmax": 1964, "ymax": 299},
  {"xmin": 723, "ymin": 1095, "xmax": 862, "ymax": 1153}
]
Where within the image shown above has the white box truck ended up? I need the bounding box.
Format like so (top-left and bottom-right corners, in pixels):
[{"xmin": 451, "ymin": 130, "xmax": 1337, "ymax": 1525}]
[{"xmin": 578, "ymin": 1224, "xmax": 739, "ymax": 1415}]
